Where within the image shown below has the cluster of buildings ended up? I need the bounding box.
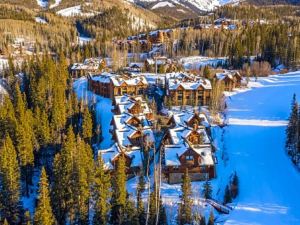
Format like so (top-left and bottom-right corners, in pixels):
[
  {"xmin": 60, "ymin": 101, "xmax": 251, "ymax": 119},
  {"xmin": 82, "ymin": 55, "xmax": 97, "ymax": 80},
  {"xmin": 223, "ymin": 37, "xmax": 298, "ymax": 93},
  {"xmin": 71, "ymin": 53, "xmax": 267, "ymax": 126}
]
[
  {"xmin": 98, "ymin": 95, "xmax": 155, "ymax": 177},
  {"xmin": 70, "ymin": 57, "xmax": 106, "ymax": 77},
  {"xmin": 161, "ymin": 110, "xmax": 216, "ymax": 183},
  {"xmin": 89, "ymin": 70, "xmax": 243, "ymax": 183}
]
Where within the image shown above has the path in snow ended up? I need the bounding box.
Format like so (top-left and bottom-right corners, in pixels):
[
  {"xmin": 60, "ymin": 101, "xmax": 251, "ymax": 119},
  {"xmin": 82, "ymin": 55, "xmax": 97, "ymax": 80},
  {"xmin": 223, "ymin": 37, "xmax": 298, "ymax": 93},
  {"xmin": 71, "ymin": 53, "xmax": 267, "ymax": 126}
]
[{"xmin": 216, "ymin": 72, "xmax": 300, "ymax": 225}]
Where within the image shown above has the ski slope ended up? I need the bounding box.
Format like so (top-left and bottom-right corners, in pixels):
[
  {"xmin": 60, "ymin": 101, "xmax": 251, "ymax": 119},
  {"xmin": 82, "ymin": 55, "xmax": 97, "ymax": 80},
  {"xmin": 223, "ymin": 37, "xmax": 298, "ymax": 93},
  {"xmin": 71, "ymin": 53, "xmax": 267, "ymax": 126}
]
[{"xmin": 215, "ymin": 72, "xmax": 300, "ymax": 224}]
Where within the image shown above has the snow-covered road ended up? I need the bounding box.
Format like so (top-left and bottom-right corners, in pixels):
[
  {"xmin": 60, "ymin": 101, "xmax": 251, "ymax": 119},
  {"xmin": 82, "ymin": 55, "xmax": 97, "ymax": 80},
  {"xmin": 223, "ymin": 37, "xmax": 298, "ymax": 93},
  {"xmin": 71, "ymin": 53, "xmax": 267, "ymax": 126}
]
[{"xmin": 216, "ymin": 72, "xmax": 300, "ymax": 225}]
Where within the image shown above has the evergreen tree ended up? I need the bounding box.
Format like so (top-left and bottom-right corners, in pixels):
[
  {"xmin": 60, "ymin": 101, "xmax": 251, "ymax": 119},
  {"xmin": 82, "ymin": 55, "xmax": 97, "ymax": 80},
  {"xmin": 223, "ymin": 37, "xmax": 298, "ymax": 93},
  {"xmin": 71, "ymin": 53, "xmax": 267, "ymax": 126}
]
[
  {"xmin": 203, "ymin": 65, "xmax": 211, "ymax": 79},
  {"xmin": 223, "ymin": 185, "xmax": 232, "ymax": 204},
  {"xmin": 51, "ymin": 126, "xmax": 76, "ymax": 224},
  {"xmin": 93, "ymin": 156, "xmax": 111, "ymax": 225},
  {"xmin": 202, "ymin": 181, "xmax": 212, "ymax": 199},
  {"xmin": 14, "ymin": 85, "xmax": 35, "ymax": 196},
  {"xmin": 285, "ymin": 94, "xmax": 299, "ymax": 162},
  {"xmin": 158, "ymin": 199, "xmax": 167, "ymax": 225},
  {"xmin": 0, "ymin": 135, "xmax": 21, "ymax": 224},
  {"xmin": 231, "ymin": 172, "xmax": 239, "ymax": 199},
  {"xmin": 23, "ymin": 210, "xmax": 31, "ymax": 225},
  {"xmin": 82, "ymin": 106, "xmax": 93, "ymax": 143},
  {"xmin": 199, "ymin": 215, "xmax": 206, "ymax": 225},
  {"xmin": 34, "ymin": 168, "xmax": 55, "ymax": 225},
  {"xmin": 136, "ymin": 174, "xmax": 146, "ymax": 225},
  {"xmin": 3, "ymin": 219, "xmax": 9, "ymax": 225},
  {"xmin": 34, "ymin": 107, "xmax": 50, "ymax": 147},
  {"xmin": 207, "ymin": 210, "xmax": 214, "ymax": 225},
  {"xmin": 0, "ymin": 96, "xmax": 17, "ymax": 140},
  {"xmin": 110, "ymin": 155, "xmax": 127, "ymax": 225},
  {"xmin": 178, "ymin": 169, "xmax": 193, "ymax": 225}
]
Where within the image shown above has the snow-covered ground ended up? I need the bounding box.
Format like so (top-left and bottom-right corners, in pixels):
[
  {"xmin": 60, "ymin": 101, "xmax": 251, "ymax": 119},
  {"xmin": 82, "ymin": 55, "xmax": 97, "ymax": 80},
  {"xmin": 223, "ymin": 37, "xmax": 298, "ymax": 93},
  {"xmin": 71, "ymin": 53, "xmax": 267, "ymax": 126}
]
[
  {"xmin": 57, "ymin": 5, "xmax": 95, "ymax": 17},
  {"xmin": 214, "ymin": 72, "xmax": 300, "ymax": 224},
  {"xmin": 151, "ymin": 1, "xmax": 175, "ymax": 9},
  {"xmin": 73, "ymin": 77, "xmax": 113, "ymax": 149},
  {"xmin": 35, "ymin": 17, "xmax": 48, "ymax": 24},
  {"xmin": 180, "ymin": 56, "xmax": 227, "ymax": 70}
]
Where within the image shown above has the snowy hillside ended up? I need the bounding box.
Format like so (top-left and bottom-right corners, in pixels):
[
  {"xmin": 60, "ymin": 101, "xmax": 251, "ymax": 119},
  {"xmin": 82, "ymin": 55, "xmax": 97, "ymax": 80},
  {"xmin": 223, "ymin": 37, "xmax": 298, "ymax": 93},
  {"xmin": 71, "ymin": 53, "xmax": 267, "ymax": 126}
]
[
  {"xmin": 213, "ymin": 73, "xmax": 300, "ymax": 224},
  {"xmin": 128, "ymin": 0, "xmax": 241, "ymax": 12}
]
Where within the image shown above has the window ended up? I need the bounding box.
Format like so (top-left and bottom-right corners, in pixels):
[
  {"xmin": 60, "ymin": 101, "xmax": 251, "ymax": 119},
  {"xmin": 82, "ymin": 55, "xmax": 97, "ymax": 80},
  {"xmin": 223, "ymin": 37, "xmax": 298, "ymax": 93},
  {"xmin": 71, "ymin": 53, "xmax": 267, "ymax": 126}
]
[
  {"xmin": 178, "ymin": 96, "xmax": 182, "ymax": 101},
  {"xmin": 186, "ymin": 155, "xmax": 193, "ymax": 160},
  {"xmin": 138, "ymin": 89, "xmax": 143, "ymax": 95}
]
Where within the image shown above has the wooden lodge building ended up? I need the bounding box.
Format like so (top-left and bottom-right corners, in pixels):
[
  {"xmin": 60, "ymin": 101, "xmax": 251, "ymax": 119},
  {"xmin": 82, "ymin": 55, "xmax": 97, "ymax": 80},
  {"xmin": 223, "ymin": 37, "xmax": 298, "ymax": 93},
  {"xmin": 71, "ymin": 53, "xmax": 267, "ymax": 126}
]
[
  {"xmin": 163, "ymin": 143, "xmax": 216, "ymax": 184},
  {"xmin": 166, "ymin": 73, "xmax": 212, "ymax": 106},
  {"xmin": 98, "ymin": 94, "xmax": 155, "ymax": 177},
  {"xmin": 98, "ymin": 143, "xmax": 142, "ymax": 176},
  {"xmin": 70, "ymin": 58, "xmax": 106, "ymax": 77},
  {"xmin": 161, "ymin": 110, "xmax": 216, "ymax": 183},
  {"xmin": 214, "ymin": 71, "xmax": 242, "ymax": 91},
  {"xmin": 88, "ymin": 73, "xmax": 148, "ymax": 99}
]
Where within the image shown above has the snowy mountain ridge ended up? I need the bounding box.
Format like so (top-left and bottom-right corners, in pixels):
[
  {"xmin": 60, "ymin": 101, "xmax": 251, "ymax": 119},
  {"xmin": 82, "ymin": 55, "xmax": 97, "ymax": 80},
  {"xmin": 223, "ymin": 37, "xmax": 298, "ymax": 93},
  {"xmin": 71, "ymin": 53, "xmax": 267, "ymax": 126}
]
[{"xmin": 127, "ymin": 0, "xmax": 241, "ymax": 12}]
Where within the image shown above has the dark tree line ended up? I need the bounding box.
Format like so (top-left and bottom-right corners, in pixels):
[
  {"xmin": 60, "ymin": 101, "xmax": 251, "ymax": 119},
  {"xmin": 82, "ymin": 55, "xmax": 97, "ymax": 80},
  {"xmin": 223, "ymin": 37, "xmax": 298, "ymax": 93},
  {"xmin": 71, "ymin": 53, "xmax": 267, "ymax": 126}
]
[{"xmin": 286, "ymin": 94, "xmax": 300, "ymax": 165}]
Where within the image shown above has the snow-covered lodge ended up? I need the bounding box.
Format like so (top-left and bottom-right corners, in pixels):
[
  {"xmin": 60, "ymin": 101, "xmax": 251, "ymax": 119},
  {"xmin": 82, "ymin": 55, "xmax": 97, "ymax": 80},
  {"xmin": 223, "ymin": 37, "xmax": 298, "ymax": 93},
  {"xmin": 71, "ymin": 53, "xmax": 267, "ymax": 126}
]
[
  {"xmin": 166, "ymin": 73, "xmax": 212, "ymax": 106},
  {"xmin": 70, "ymin": 58, "xmax": 106, "ymax": 77},
  {"xmin": 88, "ymin": 73, "xmax": 148, "ymax": 99},
  {"xmin": 214, "ymin": 71, "xmax": 242, "ymax": 91},
  {"xmin": 161, "ymin": 110, "xmax": 216, "ymax": 183},
  {"xmin": 98, "ymin": 95, "xmax": 155, "ymax": 176}
]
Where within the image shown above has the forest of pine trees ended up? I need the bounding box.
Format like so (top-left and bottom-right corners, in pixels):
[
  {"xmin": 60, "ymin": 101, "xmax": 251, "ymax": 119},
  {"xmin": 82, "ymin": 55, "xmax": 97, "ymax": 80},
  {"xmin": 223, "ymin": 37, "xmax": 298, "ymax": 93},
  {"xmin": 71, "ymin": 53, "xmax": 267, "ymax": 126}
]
[{"xmin": 286, "ymin": 94, "xmax": 300, "ymax": 166}]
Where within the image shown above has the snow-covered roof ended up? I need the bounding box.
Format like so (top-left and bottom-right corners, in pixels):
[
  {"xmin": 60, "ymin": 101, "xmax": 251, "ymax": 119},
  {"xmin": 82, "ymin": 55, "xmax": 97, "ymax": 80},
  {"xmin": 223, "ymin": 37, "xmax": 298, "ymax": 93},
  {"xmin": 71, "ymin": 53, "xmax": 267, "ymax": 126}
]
[
  {"xmin": 171, "ymin": 110, "xmax": 209, "ymax": 128},
  {"xmin": 167, "ymin": 72, "xmax": 212, "ymax": 90},
  {"xmin": 115, "ymin": 95, "xmax": 152, "ymax": 115},
  {"xmin": 164, "ymin": 143, "xmax": 214, "ymax": 166},
  {"xmin": 113, "ymin": 113, "xmax": 150, "ymax": 130},
  {"xmin": 215, "ymin": 70, "xmax": 241, "ymax": 81},
  {"xmin": 98, "ymin": 143, "xmax": 142, "ymax": 170},
  {"xmin": 168, "ymin": 126, "xmax": 210, "ymax": 145},
  {"xmin": 115, "ymin": 124, "xmax": 154, "ymax": 148}
]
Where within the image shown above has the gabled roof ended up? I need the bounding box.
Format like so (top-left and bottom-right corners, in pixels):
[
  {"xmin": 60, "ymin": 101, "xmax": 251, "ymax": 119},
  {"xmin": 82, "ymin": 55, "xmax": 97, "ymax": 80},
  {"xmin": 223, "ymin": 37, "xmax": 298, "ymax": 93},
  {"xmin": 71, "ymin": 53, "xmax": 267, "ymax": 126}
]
[
  {"xmin": 170, "ymin": 110, "xmax": 209, "ymax": 128},
  {"xmin": 168, "ymin": 126, "xmax": 210, "ymax": 145},
  {"xmin": 164, "ymin": 143, "xmax": 214, "ymax": 166},
  {"xmin": 167, "ymin": 72, "xmax": 212, "ymax": 90}
]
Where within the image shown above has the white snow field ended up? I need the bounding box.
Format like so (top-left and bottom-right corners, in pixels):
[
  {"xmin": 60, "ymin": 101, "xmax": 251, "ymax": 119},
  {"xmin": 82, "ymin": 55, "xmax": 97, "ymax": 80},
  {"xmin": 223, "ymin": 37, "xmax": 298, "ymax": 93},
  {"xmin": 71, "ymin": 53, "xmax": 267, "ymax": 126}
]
[{"xmin": 214, "ymin": 72, "xmax": 300, "ymax": 224}]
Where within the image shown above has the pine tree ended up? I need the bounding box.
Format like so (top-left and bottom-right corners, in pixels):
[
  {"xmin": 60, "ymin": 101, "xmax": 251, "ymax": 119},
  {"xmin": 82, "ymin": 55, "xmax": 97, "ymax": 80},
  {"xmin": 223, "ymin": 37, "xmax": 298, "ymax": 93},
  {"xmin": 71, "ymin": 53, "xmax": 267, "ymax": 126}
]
[
  {"xmin": 202, "ymin": 181, "xmax": 212, "ymax": 199},
  {"xmin": 0, "ymin": 134, "xmax": 21, "ymax": 224},
  {"xmin": 199, "ymin": 215, "xmax": 206, "ymax": 225},
  {"xmin": 207, "ymin": 210, "xmax": 214, "ymax": 225},
  {"xmin": 72, "ymin": 136, "xmax": 92, "ymax": 225},
  {"xmin": 3, "ymin": 219, "xmax": 9, "ymax": 225},
  {"xmin": 231, "ymin": 172, "xmax": 239, "ymax": 199},
  {"xmin": 14, "ymin": 85, "xmax": 35, "ymax": 196},
  {"xmin": 158, "ymin": 199, "xmax": 167, "ymax": 225},
  {"xmin": 137, "ymin": 174, "xmax": 146, "ymax": 225},
  {"xmin": 0, "ymin": 96, "xmax": 17, "ymax": 140},
  {"xmin": 34, "ymin": 107, "xmax": 50, "ymax": 147},
  {"xmin": 23, "ymin": 210, "xmax": 31, "ymax": 225},
  {"xmin": 286, "ymin": 94, "xmax": 299, "ymax": 161},
  {"xmin": 51, "ymin": 126, "xmax": 76, "ymax": 224},
  {"xmin": 34, "ymin": 168, "xmax": 55, "ymax": 225},
  {"xmin": 203, "ymin": 65, "xmax": 211, "ymax": 79},
  {"xmin": 82, "ymin": 106, "xmax": 93, "ymax": 143},
  {"xmin": 223, "ymin": 185, "xmax": 232, "ymax": 204},
  {"xmin": 93, "ymin": 156, "xmax": 111, "ymax": 225},
  {"xmin": 110, "ymin": 155, "xmax": 127, "ymax": 225},
  {"xmin": 178, "ymin": 169, "xmax": 193, "ymax": 225}
]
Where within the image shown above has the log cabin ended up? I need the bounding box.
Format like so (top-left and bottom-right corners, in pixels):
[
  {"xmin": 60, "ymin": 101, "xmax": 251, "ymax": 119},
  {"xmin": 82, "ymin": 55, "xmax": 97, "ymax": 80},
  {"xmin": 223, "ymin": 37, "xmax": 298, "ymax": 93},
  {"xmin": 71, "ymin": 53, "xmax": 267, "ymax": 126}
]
[
  {"xmin": 98, "ymin": 143, "xmax": 142, "ymax": 177},
  {"xmin": 114, "ymin": 95, "xmax": 153, "ymax": 120},
  {"xmin": 166, "ymin": 73, "xmax": 212, "ymax": 106},
  {"xmin": 70, "ymin": 58, "xmax": 105, "ymax": 77},
  {"xmin": 214, "ymin": 71, "xmax": 242, "ymax": 91},
  {"xmin": 167, "ymin": 110, "xmax": 210, "ymax": 128},
  {"xmin": 88, "ymin": 73, "xmax": 148, "ymax": 99},
  {"xmin": 163, "ymin": 143, "xmax": 216, "ymax": 183}
]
